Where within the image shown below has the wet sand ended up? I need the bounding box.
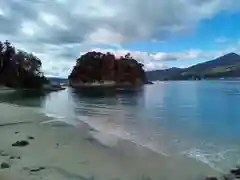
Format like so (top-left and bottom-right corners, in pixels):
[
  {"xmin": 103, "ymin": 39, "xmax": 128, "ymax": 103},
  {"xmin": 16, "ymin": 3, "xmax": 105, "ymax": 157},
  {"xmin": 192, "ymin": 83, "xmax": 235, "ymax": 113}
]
[{"xmin": 0, "ymin": 104, "xmax": 222, "ymax": 180}]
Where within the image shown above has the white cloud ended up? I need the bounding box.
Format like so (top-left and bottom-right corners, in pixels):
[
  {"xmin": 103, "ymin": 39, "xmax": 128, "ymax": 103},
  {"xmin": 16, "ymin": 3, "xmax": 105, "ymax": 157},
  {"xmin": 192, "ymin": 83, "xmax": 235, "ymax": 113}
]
[
  {"xmin": 0, "ymin": 8, "xmax": 4, "ymax": 16},
  {"xmin": 88, "ymin": 47, "xmax": 232, "ymax": 72},
  {"xmin": 84, "ymin": 28, "xmax": 124, "ymax": 45},
  {"xmin": 14, "ymin": 44, "xmax": 239, "ymax": 78},
  {"xmin": 40, "ymin": 12, "xmax": 68, "ymax": 30},
  {"xmin": 21, "ymin": 21, "xmax": 39, "ymax": 36},
  {"xmin": 0, "ymin": 0, "xmax": 239, "ymax": 77}
]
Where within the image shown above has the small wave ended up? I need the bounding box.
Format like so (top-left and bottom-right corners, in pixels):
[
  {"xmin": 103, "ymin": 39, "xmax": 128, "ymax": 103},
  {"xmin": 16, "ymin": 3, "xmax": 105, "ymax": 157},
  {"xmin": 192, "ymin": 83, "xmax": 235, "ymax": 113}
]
[
  {"xmin": 43, "ymin": 113, "xmax": 83, "ymax": 127},
  {"xmin": 45, "ymin": 113, "xmax": 65, "ymax": 119},
  {"xmin": 77, "ymin": 115, "xmax": 240, "ymax": 174},
  {"xmin": 41, "ymin": 119, "xmax": 66, "ymax": 124},
  {"xmin": 181, "ymin": 147, "xmax": 240, "ymax": 173},
  {"xmin": 77, "ymin": 115, "xmax": 169, "ymax": 156},
  {"xmin": 182, "ymin": 148, "xmax": 220, "ymax": 171}
]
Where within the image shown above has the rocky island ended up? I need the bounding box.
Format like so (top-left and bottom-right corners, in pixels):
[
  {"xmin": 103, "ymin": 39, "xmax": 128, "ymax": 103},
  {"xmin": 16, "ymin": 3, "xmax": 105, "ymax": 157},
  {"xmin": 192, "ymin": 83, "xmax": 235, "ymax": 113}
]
[{"xmin": 68, "ymin": 51, "xmax": 148, "ymax": 88}]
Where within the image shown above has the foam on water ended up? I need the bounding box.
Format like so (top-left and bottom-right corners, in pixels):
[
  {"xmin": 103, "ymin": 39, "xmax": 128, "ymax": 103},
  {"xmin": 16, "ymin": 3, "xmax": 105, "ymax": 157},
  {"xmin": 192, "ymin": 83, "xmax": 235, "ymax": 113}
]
[
  {"xmin": 76, "ymin": 114, "xmax": 240, "ymax": 173},
  {"xmin": 0, "ymin": 102, "xmax": 223, "ymax": 179},
  {"xmin": 182, "ymin": 146, "xmax": 240, "ymax": 173},
  {"xmin": 40, "ymin": 109, "xmax": 240, "ymax": 176},
  {"xmin": 77, "ymin": 115, "xmax": 181, "ymax": 157},
  {"xmin": 75, "ymin": 114, "xmax": 227, "ymax": 180},
  {"xmin": 45, "ymin": 113, "xmax": 65, "ymax": 119},
  {"xmin": 182, "ymin": 148, "xmax": 222, "ymax": 172}
]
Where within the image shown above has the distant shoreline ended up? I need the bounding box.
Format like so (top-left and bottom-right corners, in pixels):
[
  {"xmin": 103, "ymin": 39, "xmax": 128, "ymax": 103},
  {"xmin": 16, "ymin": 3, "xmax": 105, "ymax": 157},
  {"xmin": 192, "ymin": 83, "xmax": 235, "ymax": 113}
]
[{"xmin": 151, "ymin": 78, "xmax": 240, "ymax": 82}]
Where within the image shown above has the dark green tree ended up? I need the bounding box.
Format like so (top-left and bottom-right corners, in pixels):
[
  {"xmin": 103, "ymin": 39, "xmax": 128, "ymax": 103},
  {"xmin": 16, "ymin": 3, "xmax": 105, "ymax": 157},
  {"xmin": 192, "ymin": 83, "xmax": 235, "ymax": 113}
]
[{"xmin": 0, "ymin": 40, "xmax": 48, "ymax": 89}]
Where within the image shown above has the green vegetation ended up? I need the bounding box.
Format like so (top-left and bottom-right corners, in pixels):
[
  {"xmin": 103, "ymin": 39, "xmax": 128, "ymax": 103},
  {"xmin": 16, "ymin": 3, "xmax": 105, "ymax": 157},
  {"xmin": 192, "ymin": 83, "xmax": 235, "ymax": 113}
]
[
  {"xmin": 68, "ymin": 51, "xmax": 147, "ymax": 87},
  {"xmin": 0, "ymin": 40, "xmax": 48, "ymax": 89}
]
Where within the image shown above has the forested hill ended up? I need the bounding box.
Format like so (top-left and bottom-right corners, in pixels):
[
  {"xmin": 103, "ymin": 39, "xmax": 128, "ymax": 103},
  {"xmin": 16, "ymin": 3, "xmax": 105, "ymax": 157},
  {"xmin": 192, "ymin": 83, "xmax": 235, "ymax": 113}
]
[{"xmin": 146, "ymin": 53, "xmax": 240, "ymax": 81}]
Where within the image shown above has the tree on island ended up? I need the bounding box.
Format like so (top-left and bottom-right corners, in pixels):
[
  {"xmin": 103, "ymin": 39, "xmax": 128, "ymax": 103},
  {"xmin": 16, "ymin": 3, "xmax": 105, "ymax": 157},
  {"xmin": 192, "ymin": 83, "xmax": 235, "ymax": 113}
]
[
  {"xmin": 68, "ymin": 51, "xmax": 147, "ymax": 86},
  {"xmin": 0, "ymin": 40, "xmax": 48, "ymax": 89}
]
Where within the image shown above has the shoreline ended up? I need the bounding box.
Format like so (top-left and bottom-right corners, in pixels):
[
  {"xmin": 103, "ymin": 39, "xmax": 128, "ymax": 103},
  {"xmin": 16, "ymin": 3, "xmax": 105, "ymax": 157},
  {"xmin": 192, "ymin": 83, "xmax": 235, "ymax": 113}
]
[
  {"xmin": 0, "ymin": 103, "xmax": 222, "ymax": 180},
  {"xmin": 0, "ymin": 123, "xmax": 222, "ymax": 180}
]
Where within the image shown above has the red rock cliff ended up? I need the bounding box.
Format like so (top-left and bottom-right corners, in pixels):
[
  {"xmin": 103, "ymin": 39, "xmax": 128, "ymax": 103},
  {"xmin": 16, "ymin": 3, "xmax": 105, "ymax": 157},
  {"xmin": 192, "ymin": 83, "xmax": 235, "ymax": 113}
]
[{"xmin": 68, "ymin": 51, "xmax": 147, "ymax": 87}]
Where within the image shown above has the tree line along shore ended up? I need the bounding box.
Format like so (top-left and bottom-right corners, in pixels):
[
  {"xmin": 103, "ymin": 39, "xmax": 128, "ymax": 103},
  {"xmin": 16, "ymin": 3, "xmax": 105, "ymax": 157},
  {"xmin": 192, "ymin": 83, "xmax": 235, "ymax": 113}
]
[{"xmin": 0, "ymin": 40, "xmax": 148, "ymax": 91}]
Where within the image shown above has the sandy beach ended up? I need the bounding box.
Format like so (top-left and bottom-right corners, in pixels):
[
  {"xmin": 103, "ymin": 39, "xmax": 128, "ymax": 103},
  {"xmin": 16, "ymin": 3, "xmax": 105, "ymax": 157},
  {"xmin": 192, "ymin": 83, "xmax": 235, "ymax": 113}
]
[{"xmin": 0, "ymin": 103, "xmax": 222, "ymax": 180}]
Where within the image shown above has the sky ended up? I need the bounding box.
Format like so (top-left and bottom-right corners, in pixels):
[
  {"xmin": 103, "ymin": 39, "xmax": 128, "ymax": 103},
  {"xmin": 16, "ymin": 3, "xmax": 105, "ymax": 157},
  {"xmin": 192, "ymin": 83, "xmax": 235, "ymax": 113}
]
[{"xmin": 0, "ymin": 0, "xmax": 240, "ymax": 78}]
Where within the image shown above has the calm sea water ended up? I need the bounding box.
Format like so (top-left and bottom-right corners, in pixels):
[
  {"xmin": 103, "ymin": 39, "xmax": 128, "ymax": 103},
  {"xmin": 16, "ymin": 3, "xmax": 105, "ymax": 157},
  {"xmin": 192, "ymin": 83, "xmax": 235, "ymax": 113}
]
[{"xmin": 1, "ymin": 80, "xmax": 240, "ymax": 172}]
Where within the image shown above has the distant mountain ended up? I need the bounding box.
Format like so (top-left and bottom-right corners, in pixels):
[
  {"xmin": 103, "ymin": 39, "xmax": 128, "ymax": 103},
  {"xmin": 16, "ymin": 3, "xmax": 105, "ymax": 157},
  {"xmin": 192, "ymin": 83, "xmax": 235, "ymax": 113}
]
[
  {"xmin": 146, "ymin": 67, "xmax": 182, "ymax": 81},
  {"xmin": 48, "ymin": 77, "xmax": 68, "ymax": 84},
  {"xmin": 146, "ymin": 53, "xmax": 240, "ymax": 81}
]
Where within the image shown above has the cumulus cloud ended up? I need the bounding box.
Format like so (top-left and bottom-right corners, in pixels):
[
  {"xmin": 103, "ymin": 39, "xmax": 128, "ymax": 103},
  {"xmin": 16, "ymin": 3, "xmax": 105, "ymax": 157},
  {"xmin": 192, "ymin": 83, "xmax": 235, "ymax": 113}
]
[
  {"xmin": 0, "ymin": 0, "xmax": 239, "ymax": 77},
  {"xmin": 90, "ymin": 48, "xmax": 232, "ymax": 71}
]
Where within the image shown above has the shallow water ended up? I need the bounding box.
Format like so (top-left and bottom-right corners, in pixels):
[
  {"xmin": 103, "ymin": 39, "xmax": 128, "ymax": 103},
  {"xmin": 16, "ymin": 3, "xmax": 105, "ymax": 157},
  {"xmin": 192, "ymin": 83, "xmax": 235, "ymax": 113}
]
[{"xmin": 1, "ymin": 81, "xmax": 240, "ymax": 176}]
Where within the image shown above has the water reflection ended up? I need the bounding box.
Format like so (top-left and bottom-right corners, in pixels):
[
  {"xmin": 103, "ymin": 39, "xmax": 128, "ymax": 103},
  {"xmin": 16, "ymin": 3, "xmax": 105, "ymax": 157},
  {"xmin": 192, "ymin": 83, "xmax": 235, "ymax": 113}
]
[
  {"xmin": 0, "ymin": 90, "xmax": 48, "ymax": 107},
  {"xmin": 70, "ymin": 87, "xmax": 144, "ymax": 105},
  {"xmin": 70, "ymin": 86, "xmax": 144, "ymax": 98},
  {"xmin": 69, "ymin": 87, "xmax": 145, "ymax": 119},
  {"xmin": 3, "ymin": 82, "xmax": 240, "ymax": 171}
]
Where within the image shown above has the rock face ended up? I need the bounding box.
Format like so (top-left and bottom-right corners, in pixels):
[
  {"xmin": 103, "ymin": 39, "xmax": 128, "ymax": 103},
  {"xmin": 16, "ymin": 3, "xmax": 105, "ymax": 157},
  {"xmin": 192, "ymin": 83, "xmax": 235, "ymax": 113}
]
[{"xmin": 68, "ymin": 51, "xmax": 147, "ymax": 87}]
